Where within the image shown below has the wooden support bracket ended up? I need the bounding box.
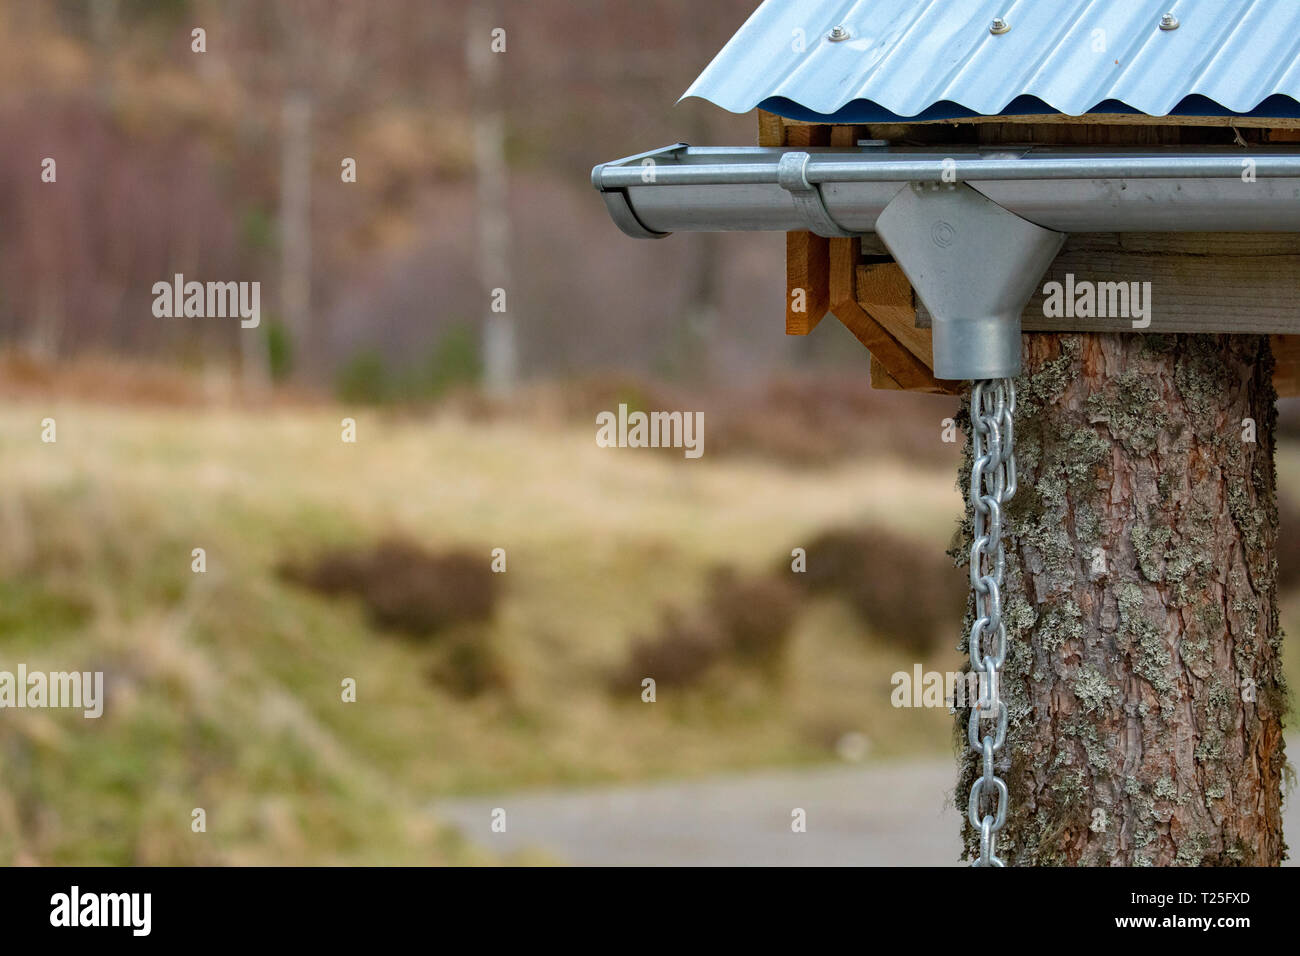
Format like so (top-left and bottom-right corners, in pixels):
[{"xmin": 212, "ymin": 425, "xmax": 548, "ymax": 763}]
[
  {"xmin": 757, "ymin": 110, "xmax": 1300, "ymax": 397},
  {"xmin": 769, "ymin": 122, "xmax": 830, "ymax": 335}
]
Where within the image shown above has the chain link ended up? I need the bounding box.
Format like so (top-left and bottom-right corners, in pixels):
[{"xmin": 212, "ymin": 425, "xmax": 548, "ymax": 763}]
[{"xmin": 967, "ymin": 379, "xmax": 1016, "ymax": 867}]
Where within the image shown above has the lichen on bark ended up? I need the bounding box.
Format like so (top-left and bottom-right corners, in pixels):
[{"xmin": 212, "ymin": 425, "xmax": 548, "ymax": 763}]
[{"xmin": 952, "ymin": 333, "xmax": 1288, "ymax": 866}]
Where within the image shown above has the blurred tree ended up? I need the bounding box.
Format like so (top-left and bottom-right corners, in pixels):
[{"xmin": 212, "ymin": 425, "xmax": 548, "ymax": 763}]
[
  {"xmin": 467, "ymin": 0, "xmax": 515, "ymax": 394},
  {"xmin": 670, "ymin": 0, "xmax": 727, "ymax": 382},
  {"xmin": 90, "ymin": 0, "xmax": 118, "ymax": 105},
  {"xmin": 278, "ymin": 87, "xmax": 310, "ymax": 386},
  {"xmin": 224, "ymin": 0, "xmax": 381, "ymax": 387},
  {"xmin": 0, "ymin": 0, "xmax": 799, "ymax": 385}
]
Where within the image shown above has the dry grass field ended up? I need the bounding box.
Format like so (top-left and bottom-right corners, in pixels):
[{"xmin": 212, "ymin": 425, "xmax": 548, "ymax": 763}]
[
  {"xmin": 1, "ymin": 382, "xmax": 1297, "ymax": 864},
  {"xmin": 0, "ymin": 387, "xmax": 965, "ymax": 864}
]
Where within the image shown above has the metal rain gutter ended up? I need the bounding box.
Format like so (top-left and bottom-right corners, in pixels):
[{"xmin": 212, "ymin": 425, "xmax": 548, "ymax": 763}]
[{"xmin": 592, "ymin": 143, "xmax": 1300, "ymax": 379}]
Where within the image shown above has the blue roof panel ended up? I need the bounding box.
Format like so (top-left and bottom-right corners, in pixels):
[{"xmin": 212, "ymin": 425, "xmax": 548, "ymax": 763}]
[{"xmin": 683, "ymin": 0, "xmax": 1300, "ymax": 122}]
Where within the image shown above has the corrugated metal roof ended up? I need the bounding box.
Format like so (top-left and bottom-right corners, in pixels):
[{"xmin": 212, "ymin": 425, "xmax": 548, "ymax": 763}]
[{"xmin": 682, "ymin": 0, "xmax": 1300, "ymax": 122}]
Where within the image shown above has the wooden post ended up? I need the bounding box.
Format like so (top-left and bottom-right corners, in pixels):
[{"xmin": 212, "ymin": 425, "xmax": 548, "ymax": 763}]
[{"xmin": 957, "ymin": 332, "xmax": 1286, "ymax": 865}]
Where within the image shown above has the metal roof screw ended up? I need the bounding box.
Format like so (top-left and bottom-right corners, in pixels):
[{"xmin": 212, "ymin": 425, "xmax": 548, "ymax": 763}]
[
  {"xmin": 1159, "ymin": 13, "xmax": 1180, "ymax": 30},
  {"xmin": 828, "ymin": 25, "xmax": 850, "ymax": 42},
  {"xmin": 990, "ymin": 17, "xmax": 1010, "ymax": 35}
]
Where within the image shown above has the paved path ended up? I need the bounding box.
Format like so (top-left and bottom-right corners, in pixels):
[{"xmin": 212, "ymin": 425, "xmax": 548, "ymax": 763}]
[{"xmin": 433, "ymin": 746, "xmax": 1300, "ymax": 866}]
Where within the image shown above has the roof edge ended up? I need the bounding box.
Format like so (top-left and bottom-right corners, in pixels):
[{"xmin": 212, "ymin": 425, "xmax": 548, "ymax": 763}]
[{"xmin": 708, "ymin": 93, "xmax": 1300, "ymax": 125}]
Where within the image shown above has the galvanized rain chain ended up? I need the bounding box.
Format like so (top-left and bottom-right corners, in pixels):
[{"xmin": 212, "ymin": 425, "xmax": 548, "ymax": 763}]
[{"xmin": 966, "ymin": 379, "xmax": 1015, "ymax": 867}]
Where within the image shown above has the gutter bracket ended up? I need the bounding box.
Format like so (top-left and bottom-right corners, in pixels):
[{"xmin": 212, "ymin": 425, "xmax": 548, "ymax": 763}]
[
  {"xmin": 875, "ymin": 183, "xmax": 1066, "ymax": 380},
  {"xmin": 777, "ymin": 152, "xmax": 858, "ymax": 238}
]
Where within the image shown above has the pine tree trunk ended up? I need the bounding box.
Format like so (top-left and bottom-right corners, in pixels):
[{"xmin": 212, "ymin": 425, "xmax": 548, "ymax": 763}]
[{"xmin": 956, "ymin": 333, "xmax": 1287, "ymax": 866}]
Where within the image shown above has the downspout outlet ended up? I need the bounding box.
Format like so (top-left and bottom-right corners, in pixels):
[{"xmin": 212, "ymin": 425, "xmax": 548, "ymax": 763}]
[{"xmin": 875, "ymin": 182, "xmax": 1066, "ymax": 380}]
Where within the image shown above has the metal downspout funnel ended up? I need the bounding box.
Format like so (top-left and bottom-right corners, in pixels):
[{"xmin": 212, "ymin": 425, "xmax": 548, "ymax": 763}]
[
  {"xmin": 874, "ymin": 183, "xmax": 1066, "ymax": 380},
  {"xmin": 593, "ymin": 144, "xmax": 1300, "ymax": 376}
]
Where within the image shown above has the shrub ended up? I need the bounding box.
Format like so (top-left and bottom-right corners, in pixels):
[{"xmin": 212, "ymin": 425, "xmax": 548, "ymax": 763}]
[
  {"xmin": 791, "ymin": 527, "xmax": 965, "ymax": 655},
  {"xmin": 419, "ymin": 323, "xmax": 481, "ymax": 398},
  {"xmin": 335, "ymin": 350, "xmax": 391, "ymax": 404},
  {"xmin": 609, "ymin": 567, "xmax": 799, "ymax": 694},
  {"xmin": 609, "ymin": 607, "xmax": 726, "ymax": 693},
  {"xmin": 265, "ymin": 321, "xmax": 293, "ymax": 383},
  {"xmin": 428, "ymin": 637, "xmax": 510, "ymax": 699},
  {"xmin": 282, "ymin": 538, "xmax": 498, "ymax": 639},
  {"xmin": 704, "ymin": 567, "xmax": 797, "ymax": 677}
]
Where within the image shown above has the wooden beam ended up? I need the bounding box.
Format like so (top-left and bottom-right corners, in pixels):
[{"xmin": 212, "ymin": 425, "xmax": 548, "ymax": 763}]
[
  {"xmin": 832, "ymin": 295, "xmax": 947, "ymax": 391},
  {"xmin": 864, "ymin": 120, "xmax": 1289, "ymax": 149},
  {"xmin": 777, "ymin": 112, "xmax": 1300, "ymax": 141},
  {"xmin": 912, "ymin": 235, "xmax": 1300, "ymax": 335},
  {"xmin": 822, "ymin": 126, "xmax": 865, "ymax": 322},
  {"xmin": 786, "ymin": 231, "xmax": 829, "ymax": 334},
  {"xmin": 869, "ymin": 355, "xmax": 904, "ymax": 390},
  {"xmin": 828, "ymin": 251, "xmax": 954, "ymax": 394},
  {"xmin": 757, "ymin": 109, "xmax": 785, "ymax": 147},
  {"xmin": 1272, "ymin": 335, "xmax": 1300, "ymax": 397},
  {"xmin": 780, "ymin": 123, "xmax": 832, "ymax": 335},
  {"xmin": 828, "ymin": 237, "xmax": 857, "ymax": 305},
  {"xmin": 855, "ymin": 263, "xmax": 933, "ymax": 366}
]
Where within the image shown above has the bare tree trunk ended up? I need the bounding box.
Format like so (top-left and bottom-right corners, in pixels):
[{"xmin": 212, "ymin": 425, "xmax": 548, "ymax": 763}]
[
  {"xmin": 279, "ymin": 89, "xmax": 312, "ymax": 378},
  {"xmin": 468, "ymin": 1, "xmax": 517, "ymax": 394},
  {"xmin": 25, "ymin": 278, "xmax": 62, "ymax": 361},
  {"xmin": 90, "ymin": 0, "xmax": 118, "ymax": 106},
  {"xmin": 673, "ymin": 106, "xmax": 720, "ymax": 381},
  {"xmin": 956, "ymin": 333, "xmax": 1286, "ymax": 866}
]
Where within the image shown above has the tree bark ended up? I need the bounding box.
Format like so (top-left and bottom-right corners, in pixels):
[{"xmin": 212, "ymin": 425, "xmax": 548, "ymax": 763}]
[{"xmin": 956, "ymin": 333, "xmax": 1287, "ymax": 866}]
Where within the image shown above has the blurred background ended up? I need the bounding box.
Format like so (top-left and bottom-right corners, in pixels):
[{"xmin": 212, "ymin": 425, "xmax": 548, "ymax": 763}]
[{"xmin": 0, "ymin": 0, "xmax": 1295, "ymax": 865}]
